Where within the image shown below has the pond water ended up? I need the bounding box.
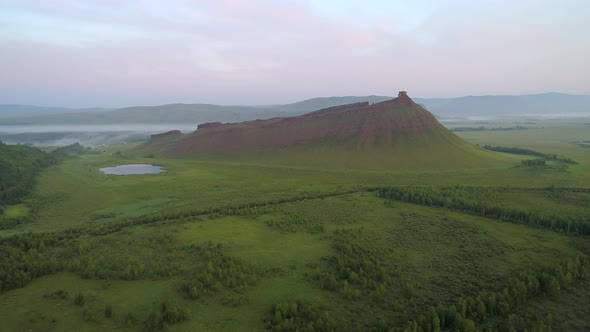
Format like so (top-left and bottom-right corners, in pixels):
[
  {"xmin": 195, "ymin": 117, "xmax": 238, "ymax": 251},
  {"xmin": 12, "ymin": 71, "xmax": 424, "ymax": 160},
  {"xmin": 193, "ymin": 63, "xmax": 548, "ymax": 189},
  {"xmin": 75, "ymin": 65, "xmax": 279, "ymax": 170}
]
[{"xmin": 100, "ymin": 164, "xmax": 163, "ymax": 175}]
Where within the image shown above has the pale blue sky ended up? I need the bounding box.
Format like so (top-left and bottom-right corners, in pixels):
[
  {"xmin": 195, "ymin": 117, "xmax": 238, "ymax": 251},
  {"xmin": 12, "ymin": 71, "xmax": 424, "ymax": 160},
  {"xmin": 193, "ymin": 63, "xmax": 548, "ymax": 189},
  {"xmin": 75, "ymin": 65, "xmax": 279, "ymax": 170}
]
[{"xmin": 1, "ymin": 0, "xmax": 589, "ymax": 107}]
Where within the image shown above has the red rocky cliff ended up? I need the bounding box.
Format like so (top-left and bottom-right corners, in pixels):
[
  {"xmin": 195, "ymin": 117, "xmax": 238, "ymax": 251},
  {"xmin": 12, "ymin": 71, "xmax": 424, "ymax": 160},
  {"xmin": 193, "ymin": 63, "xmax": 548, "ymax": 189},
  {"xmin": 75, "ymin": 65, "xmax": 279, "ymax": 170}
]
[{"xmin": 160, "ymin": 91, "xmax": 445, "ymax": 156}]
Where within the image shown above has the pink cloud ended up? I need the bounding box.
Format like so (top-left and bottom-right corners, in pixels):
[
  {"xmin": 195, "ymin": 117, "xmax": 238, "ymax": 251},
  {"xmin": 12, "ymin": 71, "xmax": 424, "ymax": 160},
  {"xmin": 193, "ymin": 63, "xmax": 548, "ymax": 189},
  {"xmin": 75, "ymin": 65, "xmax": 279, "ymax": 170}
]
[{"xmin": 1, "ymin": 0, "xmax": 589, "ymax": 106}]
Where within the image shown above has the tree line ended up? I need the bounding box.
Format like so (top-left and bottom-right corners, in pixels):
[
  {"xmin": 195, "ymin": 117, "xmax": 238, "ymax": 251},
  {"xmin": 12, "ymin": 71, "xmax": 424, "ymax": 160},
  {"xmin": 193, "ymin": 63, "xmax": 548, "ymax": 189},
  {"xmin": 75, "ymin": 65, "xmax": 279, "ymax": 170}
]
[
  {"xmin": 265, "ymin": 300, "xmax": 339, "ymax": 332},
  {"xmin": 377, "ymin": 186, "xmax": 590, "ymax": 235},
  {"xmin": 0, "ymin": 142, "xmax": 86, "ymax": 226},
  {"xmin": 60, "ymin": 188, "xmax": 368, "ymax": 239},
  {"xmin": 482, "ymin": 145, "xmax": 576, "ymax": 164},
  {"xmin": 143, "ymin": 299, "xmax": 190, "ymax": 332},
  {"xmin": 452, "ymin": 126, "xmax": 529, "ymax": 132},
  {"xmin": 0, "ymin": 189, "xmax": 367, "ymax": 294},
  {"xmin": 311, "ymin": 228, "xmax": 390, "ymax": 302},
  {"xmin": 401, "ymin": 254, "xmax": 590, "ymax": 331},
  {"xmin": 0, "ymin": 142, "xmax": 54, "ymax": 207},
  {"xmin": 0, "ymin": 232, "xmax": 61, "ymax": 291},
  {"xmin": 181, "ymin": 242, "xmax": 260, "ymax": 300},
  {"xmin": 521, "ymin": 159, "xmax": 546, "ymax": 167}
]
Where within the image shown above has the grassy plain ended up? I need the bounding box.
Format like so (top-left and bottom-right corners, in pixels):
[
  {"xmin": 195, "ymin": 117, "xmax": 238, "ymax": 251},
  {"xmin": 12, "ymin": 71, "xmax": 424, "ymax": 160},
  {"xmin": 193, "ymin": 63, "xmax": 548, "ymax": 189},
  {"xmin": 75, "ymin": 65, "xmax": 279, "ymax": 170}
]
[
  {"xmin": 13, "ymin": 126, "xmax": 589, "ymax": 235},
  {"xmin": 2, "ymin": 204, "xmax": 30, "ymax": 218},
  {"xmin": 1, "ymin": 192, "xmax": 587, "ymax": 331},
  {"xmin": 0, "ymin": 120, "xmax": 589, "ymax": 331}
]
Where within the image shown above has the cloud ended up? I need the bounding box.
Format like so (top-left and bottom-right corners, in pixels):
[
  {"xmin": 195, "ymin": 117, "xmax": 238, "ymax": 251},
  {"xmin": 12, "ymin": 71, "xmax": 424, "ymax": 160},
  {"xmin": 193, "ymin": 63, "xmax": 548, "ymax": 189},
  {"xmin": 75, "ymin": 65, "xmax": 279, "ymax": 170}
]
[{"xmin": 0, "ymin": 0, "xmax": 589, "ymax": 107}]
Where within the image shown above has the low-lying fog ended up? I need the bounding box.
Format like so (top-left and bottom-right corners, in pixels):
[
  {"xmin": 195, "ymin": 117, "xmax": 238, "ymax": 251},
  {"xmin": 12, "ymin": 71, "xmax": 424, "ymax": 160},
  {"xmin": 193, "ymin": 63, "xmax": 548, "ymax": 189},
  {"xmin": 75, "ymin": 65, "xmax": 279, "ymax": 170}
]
[
  {"xmin": 438, "ymin": 113, "xmax": 590, "ymax": 123},
  {"xmin": 0, "ymin": 124, "xmax": 198, "ymax": 147}
]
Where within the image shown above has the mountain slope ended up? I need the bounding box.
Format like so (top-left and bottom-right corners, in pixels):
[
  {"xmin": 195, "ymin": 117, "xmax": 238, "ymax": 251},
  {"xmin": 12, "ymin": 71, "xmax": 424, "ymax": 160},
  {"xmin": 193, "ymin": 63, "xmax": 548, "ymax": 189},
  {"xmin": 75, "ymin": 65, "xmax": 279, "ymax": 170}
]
[{"xmin": 139, "ymin": 92, "xmax": 504, "ymax": 170}]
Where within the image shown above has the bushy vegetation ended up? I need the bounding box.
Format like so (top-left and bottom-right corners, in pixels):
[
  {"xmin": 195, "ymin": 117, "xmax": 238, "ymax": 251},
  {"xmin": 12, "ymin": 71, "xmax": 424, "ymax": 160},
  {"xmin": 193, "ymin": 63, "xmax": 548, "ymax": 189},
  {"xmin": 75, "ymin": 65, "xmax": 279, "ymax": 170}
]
[
  {"xmin": 0, "ymin": 142, "xmax": 87, "ymax": 229},
  {"xmin": 483, "ymin": 145, "xmax": 576, "ymax": 164},
  {"xmin": 265, "ymin": 300, "xmax": 339, "ymax": 332},
  {"xmin": 453, "ymin": 126, "xmax": 529, "ymax": 132},
  {"xmin": 143, "ymin": 299, "xmax": 190, "ymax": 332},
  {"xmin": 0, "ymin": 130, "xmax": 589, "ymax": 331},
  {"xmin": 67, "ymin": 232, "xmax": 193, "ymax": 280},
  {"xmin": 521, "ymin": 159, "xmax": 546, "ymax": 167},
  {"xmin": 0, "ymin": 142, "xmax": 54, "ymax": 206},
  {"xmin": 265, "ymin": 211, "xmax": 325, "ymax": 233},
  {"xmin": 312, "ymin": 229, "xmax": 389, "ymax": 301},
  {"xmin": 0, "ymin": 233, "xmax": 60, "ymax": 291},
  {"xmin": 57, "ymin": 189, "xmax": 361, "ymax": 239},
  {"xmin": 181, "ymin": 242, "xmax": 260, "ymax": 299},
  {"xmin": 402, "ymin": 255, "xmax": 590, "ymax": 331},
  {"xmin": 377, "ymin": 186, "xmax": 590, "ymax": 235}
]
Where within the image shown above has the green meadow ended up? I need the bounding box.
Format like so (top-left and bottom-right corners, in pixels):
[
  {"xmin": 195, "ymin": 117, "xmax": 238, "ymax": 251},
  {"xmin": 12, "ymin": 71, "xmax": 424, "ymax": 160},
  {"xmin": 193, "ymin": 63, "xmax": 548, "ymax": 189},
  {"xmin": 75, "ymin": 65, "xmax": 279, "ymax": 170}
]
[{"xmin": 0, "ymin": 122, "xmax": 589, "ymax": 331}]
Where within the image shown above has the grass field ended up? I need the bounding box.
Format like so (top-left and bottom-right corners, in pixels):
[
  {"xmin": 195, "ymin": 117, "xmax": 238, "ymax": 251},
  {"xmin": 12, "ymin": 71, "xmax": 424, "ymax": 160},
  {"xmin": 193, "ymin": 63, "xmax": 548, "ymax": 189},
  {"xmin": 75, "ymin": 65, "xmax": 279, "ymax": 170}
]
[
  {"xmin": 0, "ymin": 121, "xmax": 589, "ymax": 331},
  {"xmin": 1, "ymin": 192, "xmax": 587, "ymax": 331},
  {"xmin": 2, "ymin": 204, "xmax": 30, "ymax": 218}
]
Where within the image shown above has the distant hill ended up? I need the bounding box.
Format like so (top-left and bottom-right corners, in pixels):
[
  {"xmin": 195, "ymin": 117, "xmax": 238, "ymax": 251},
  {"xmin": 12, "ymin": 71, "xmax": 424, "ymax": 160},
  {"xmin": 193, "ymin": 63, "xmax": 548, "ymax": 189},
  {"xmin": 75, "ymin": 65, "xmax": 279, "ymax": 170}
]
[
  {"xmin": 1, "ymin": 92, "xmax": 589, "ymax": 124},
  {"xmin": 0, "ymin": 105, "xmax": 105, "ymax": 118},
  {"xmin": 0, "ymin": 104, "xmax": 288, "ymax": 125},
  {"xmin": 137, "ymin": 92, "xmax": 503, "ymax": 170},
  {"xmin": 414, "ymin": 93, "xmax": 590, "ymax": 117},
  {"xmin": 266, "ymin": 95, "xmax": 392, "ymax": 113}
]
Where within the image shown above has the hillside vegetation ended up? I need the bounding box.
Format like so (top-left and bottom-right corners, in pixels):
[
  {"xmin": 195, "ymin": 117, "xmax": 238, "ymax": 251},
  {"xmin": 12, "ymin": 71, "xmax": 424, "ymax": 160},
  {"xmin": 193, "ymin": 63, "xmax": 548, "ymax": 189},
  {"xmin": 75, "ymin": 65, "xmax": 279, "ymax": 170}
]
[
  {"xmin": 0, "ymin": 142, "xmax": 53, "ymax": 206},
  {"xmin": 0, "ymin": 114, "xmax": 588, "ymax": 331}
]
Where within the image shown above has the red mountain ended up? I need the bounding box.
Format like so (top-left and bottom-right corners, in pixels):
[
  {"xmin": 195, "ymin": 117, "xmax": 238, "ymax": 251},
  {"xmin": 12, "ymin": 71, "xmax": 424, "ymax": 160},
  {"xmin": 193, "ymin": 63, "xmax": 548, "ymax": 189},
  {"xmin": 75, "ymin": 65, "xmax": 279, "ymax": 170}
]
[{"xmin": 140, "ymin": 92, "xmax": 497, "ymax": 170}]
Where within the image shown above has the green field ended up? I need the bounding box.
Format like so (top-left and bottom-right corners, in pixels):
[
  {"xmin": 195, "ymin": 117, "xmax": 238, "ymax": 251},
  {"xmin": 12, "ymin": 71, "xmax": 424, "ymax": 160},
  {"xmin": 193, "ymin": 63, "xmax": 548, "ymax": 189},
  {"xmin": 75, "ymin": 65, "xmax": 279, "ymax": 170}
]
[
  {"xmin": 2, "ymin": 204, "xmax": 30, "ymax": 218},
  {"xmin": 0, "ymin": 122, "xmax": 589, "ymax": 331}
]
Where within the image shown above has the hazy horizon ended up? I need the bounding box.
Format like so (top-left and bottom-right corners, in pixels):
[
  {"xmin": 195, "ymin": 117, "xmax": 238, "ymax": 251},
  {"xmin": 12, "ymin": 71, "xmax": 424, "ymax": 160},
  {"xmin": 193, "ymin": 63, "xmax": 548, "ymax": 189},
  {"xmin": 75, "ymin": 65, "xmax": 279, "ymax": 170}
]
[
  {"xmin": 1, "ymin": 91, "xmax": 589, "ymax": 110},
  {"xmin": 2, "ymin": 0, "xmax": 589, "ymax": 108}
]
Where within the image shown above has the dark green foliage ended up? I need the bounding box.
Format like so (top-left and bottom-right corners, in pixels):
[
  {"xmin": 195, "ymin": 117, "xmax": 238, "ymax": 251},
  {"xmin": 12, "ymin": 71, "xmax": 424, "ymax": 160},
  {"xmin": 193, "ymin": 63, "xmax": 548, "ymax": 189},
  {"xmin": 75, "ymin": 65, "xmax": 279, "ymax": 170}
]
[
  {"xmin": 452, "ymin": 126, "xmax": 529, "ymax": 132},
  {"xmin": 143, "ymin": 299, "xmax": 190, "ymax": 332},
  {"xmin": 143, "ymin": 310, "xmax": 163, "ymax": 332},
  {"xmin": 0, "ymin": 217, "xmax": 25, "ymax": 230},
  {"xmin": 43, "ymin": 290, "xmax": 70, "ymax": 300},
  {"xmin": 68, "ymin": 232, "xmax": 227, "ymax": 281},
  {"xmin": 313, "ymin": 229, "xmax": 389, "ymax": 301},
  {"xmin": 104, "ymin": 304, "xmax": 113, "ymax": 318},
  {"xmin": 82, "ymin": 308, "xmax": 95, "ymax": 321},
  {"xmin": 0, "ymin": 142, "xmax": 86, "ymax": 229},
  {"xmin": 483, "ymin": 145, "xmax": 549, "ymax": 157},
  {"xmin": 0, "ymin": 233, "xmax": 60, "ymax": 291},
  {"xmin": 221, "ymin": 294, "xmax": 250, "ymax": 307},
  {"xmin": 0, "ymin": 142, "xmax": 52, "ymax": 206},
  {"xmin": 74, "ymin": 292, "xmax": 85, "ymax": 306},
  {"xmin": 265, "ymin": 300, "xmax": 339, "ymax": 332},
  {"xmin": 506, "ymin": 278, "xmax": 590, "ymax": 331},
  {"xmin": 0, "ymin": 142, "xmax": 86, "ymax": 206},
  {"xmin": 51, "ymin": 142, "xmax": 86, "ymax": 158},
  {"xmin": 61, "ymin": 189, "xmax": 363, "ymax": 238},
  {"xmin": 521, "ymin": 159, "xmax": 546, "ymax": 167},
  {"xmin": 124, "ymin": 312, "xmax": 137, "ymax": 325},
  {"xmin": 265, "ymin": 211, "xmax": 325, "ymax": 233},
  {"xmin": 377, "ymin": 186, "xmax": 590, "ymax": 235},
  {"xmin": 483, "ymin": 145, "xmax": 576, "ymax": 164},
  {"xmin": 181, "ymin": 242, "xmax": 259, "ymax": 299},
  {"xmin": 402, "ymin": 254, "xmax": 590, "ymax": 331}
]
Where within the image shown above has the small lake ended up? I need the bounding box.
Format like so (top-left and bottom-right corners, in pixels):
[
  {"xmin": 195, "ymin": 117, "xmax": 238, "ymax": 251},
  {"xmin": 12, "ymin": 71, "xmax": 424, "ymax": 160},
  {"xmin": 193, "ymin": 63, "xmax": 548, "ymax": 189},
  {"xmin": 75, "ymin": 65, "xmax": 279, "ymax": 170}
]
[{"xmin": 100, "ymin": 164, "xmax": 163, "ymax": 175}]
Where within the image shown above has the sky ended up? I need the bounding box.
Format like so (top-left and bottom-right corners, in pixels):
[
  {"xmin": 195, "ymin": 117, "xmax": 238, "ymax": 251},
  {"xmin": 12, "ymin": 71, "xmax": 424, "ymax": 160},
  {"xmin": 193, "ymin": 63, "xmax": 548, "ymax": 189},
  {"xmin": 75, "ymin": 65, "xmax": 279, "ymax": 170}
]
[{"xmin": 1, "ymin": 0, "xmax": 589, "ymax": 107}]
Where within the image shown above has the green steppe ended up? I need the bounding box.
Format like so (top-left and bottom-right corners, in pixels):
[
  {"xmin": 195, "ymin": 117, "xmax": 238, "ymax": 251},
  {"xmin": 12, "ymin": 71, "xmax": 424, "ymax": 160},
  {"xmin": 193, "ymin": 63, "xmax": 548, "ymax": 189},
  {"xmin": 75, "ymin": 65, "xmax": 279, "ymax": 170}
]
[{"xmin": 1, "ymin": 121, "xmax": 589, "ymax": 331}]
